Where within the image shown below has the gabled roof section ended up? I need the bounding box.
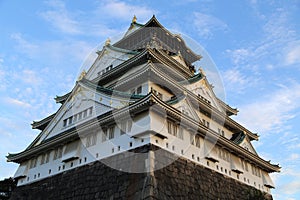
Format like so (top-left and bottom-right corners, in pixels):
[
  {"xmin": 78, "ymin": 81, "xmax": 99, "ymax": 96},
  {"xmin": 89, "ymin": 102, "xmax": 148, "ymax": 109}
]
[
  {"xmin": 148, "ymin": 93, "xmax": 280, "ymax": 173},
  {"xmin": 55, "ymin": 92, "xmax": 71, "ymax": 104},
  {"xmin": 144, "ymin": 15, "xmax": 164, "ymax": 28},
  {"xmin": 31, "ymin": 113, "xmax": 56, "ymax": 131},
  {"xmin": 113, "ymin": 15, "xmax": 201, "ymax": 65},
  {"xmin": 217, "ymin": 98, "xmax": 238, "ymax": 116},
  {"xmin": 7, "ymin": 92, "xmax": 154, "ymax": 163},
  {"xmin": 94, "ymin": 47, "xmax": 195, "ymax": 86},
  {"xmin": 79, "ymin": 78, "xmax": 144, "ymax": 100}
]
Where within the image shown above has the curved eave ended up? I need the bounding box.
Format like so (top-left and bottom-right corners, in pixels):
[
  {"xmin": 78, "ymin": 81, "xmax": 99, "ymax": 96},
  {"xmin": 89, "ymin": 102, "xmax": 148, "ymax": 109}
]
[
  {"xmin": 54, "ymin": 92, "xmax": 71, "ymax": 104},
  {"xmin": 178, "ymin": 73, "xmax": 203, "ymax": 85},
  {"xmin": 112, "ymin": 58, "xmax": 258, "ymax": 142},
  {"xmin": 94, "ymin": 47, "xmax": 194, "ymax": 86},
  {"xmin": 149, "ymin": 64, "xmax": 258, "ymax": 141},
  {"xmin": 6, "ymin": 93, "xmax": 154, "ymax": 163},
  {"xmin": 79, "ymin": 78, "xmax": 145, "ymax": 100},
  {"xmin": 31, "ymin": 113, "xmax": 56, "ymax": 130},
  {"xmin": 107, "ymin": 44, "xmax": 139, "ymax": 55},
  {"xmin": 217, "ymin": 98, "xmax": 238, "ymax": 116},
  {"xmin": 149, "ymin": 94, "xmax": 281, "ymax": 173}
]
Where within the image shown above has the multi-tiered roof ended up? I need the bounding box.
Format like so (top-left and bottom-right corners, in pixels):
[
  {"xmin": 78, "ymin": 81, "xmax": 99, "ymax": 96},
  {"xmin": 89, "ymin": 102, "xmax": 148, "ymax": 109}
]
[{"xmin": 7, "ymin": 16, "xmax": 279, "ymax": 193}]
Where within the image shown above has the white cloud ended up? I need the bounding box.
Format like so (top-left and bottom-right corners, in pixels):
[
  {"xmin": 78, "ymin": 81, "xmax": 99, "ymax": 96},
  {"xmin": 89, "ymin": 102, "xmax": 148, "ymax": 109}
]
[
  {"xmin": 286, "ymin": 153, "xmax": 300, "ymax": 162},
  {"xmin": 236, "ymin": 83, "xmax": 300, "ymax": 133},
  {"xmin": 19, "ymin": 69, "xmax": 42, "ymax": 85},
  {"xmin": 39, "ymin": 0, "xmax": 155, "ymax": 37},
  {"xmin": 10, "ymin": 33, "xmax": 39, "ymax": 58},
  {"xmin": 226, "ymin": 9, "xmax": 297, "ymax": 70},
  {"xmin": 4, "ymin": 97, "xmax": 31, "ymax": 108},
  {"xmin": 193, "ymin": 12, "xmax": 228, "ymax": 38},
  {"xmin": 225, "ymin": 49, "xmax": 252, "ymax": 65},
  {"xmin": 39, "ymin": 0, "xmax": 81, "ymax": 34},
  {"xmin": 100, "ymin": 0, "xmax": 155, "ymax": 22},
  {"xmin": 222, "ymin": 68, "xmax": 255, "ymax": 94},
  {"xmin": 285, "ymin": 41, "xmax": 300, "ymax": 65},
  {"xmin": 280, "ymin": 181, "xmax": 300, "ymax": 195},
  {"xmin": 10, "ymin": 33, "xmax": 94, "ymax": 67}
]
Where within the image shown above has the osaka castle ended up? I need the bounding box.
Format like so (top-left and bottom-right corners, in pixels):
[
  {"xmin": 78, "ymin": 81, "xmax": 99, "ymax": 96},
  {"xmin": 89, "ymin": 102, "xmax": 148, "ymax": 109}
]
[{"xmin": 7, "ymin": 16, "xmax": 280, "ymax": 200}]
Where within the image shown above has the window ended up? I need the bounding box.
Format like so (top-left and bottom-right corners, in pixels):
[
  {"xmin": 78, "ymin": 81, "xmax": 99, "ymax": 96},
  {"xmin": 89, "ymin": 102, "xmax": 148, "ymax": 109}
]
[
  {"xmin": 190, "ymin": 133, "xmax": 195, "ymax": 145},
  {"xmin": 86, "ymin": 133, "xmax": 97, "ymax": 147},
  {"xmin": 40, "ymin": 154, "xmax": 46, "ymax": 165},
  {"xmin": 178, "ymin": 127, "xmax": 184, "ymax": 140},
  {"xmin": 29, "ymin": 157, "xmax": 37, "ymax": 169},
  {"xmin": 167, "ymin": 120, "xmax": 178, "ymax": 137},
  {"xmin": 195, "ymin": 135, "xmax": 201, "ymax": 148},
  {"xmin": 167, "ymin": 121, "xmax": 172, "ymax": 134},
  {"xmin": 101, "ymin": 126, "xmax": 114, "ymax": 141},
  {"xmin": 252, "ymin": 165, "xmax": 260, "ymax": 177},
  {"xmin": 108, "ymin": 126, "xmax": 114, "ymax": 139},
  {"xmin": 132, "ymin": 86, "xmax": 142, "ymax": 95},
  {"xmin": 83, "ymin": 110, "xmax": 87, "ymax": 118},
  {"xmin": 219, "ymin": 149, "xmax": 230, "ymax": 162},
  {"xmin": 241, "ymin": 159, "xmax": 248, "ymax": 171},
  {"xmin": 63, "ymin": 119, "xmax": 67, "ymax": 127},
  {"xmin": 53, "ymin": 147, "xmax": 63, "ymax": 160},
  {"xmin": 68, "ymin": 116, "xmax": 73, "ymax": 125},
  {"xmin": 89, "ymin": 107, "xmax": 93, "ymax": 115},
  {"xmin": 127, "ymin": 120, "xmax": 132, "ymax": 132},
  {"xmin": 136, "ymin": 86, "xmax": 142, "ymax": 94},
  {"xmin": 131, "ymin": 88, "xmax": 135, "ymax": 94},
  {"xmin": 120, "ymin": 121, "xmax": 127, "ymax": 135},
  {"xmin": 73, "ymin": 114, "xmax": 77, "ymax": 122},
  {"xmin": 40, "ymin": 152, "xmax": 50, "ymax": 165},
  {"xmin": 45, "ymin": 152, "xmax": 50, "ymax": 163}
]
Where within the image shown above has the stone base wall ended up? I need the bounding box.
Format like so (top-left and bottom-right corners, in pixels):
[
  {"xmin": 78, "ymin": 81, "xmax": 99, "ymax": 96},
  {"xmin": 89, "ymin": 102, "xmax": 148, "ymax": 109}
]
[{"xmin": 10, "ymin": 145, "xmax": 273, "ymax": 200}]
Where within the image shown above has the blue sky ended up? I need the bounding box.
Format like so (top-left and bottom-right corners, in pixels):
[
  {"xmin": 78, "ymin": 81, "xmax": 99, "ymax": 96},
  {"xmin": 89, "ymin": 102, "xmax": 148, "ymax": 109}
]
[{"xmin": 0, "ymin": 0, "xmax": 299, "ymax": 199}]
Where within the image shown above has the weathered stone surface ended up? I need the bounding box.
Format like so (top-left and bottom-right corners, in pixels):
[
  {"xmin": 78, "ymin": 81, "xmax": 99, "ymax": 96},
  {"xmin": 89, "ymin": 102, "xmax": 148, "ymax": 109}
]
[{"xmin": 10, "ymin": 145, "xmax": 272, "ymax": 200}]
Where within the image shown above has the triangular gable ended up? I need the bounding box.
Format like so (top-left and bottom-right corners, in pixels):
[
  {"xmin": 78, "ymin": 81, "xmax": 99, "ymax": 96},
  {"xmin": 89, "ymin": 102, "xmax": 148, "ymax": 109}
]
[
  {"xmin": 184, "ymin": 77, "xmax": 225, "ymax": 115},
  {"xmin": 171, "ymin": 95, "xmax": 200, "ymax": 123},
  {"xmin": 31, "ymin": 80, "xmax": 140, "ymax": 147},
  {"xmin": 239, "ymin": 136, "xmax": 258, "ymax": 155},
  {"xmin": 85, "ymin": 45, "xmax": 137, "ymax": 81}
]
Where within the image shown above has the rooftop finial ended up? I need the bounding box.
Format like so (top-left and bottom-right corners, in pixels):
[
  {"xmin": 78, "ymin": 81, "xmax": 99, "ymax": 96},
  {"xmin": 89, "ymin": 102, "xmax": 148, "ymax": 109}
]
[
  {"xmin": 105, "ymin": 38, "xmax": 111, "ymax": 46},
  {"xmin": 132, "ymin": 15, "xmax": 137, "ymax": 23}
]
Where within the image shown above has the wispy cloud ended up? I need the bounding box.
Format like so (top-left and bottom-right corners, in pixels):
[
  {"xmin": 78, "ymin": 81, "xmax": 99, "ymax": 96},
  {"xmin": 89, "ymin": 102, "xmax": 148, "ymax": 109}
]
[
  {"xmin": 39, "ymin": 0, "xmax": 155, "ymax": 37},
  {"xmin": 284, "ymin": 41, "xmax": 300, "ymax": 66},
  {"xmin": 236, "ymin": 82, "xmax": 300, "ymax": 134},
  {"xmin": 193, "ymin": 12, "xmax": 228, "ymax": 38},
  {"xmin": 4, "ymin": 97, "xmax": 31, "ymax": 108},
  {"xmin": 10, "ymin": 33, "xmax": 94, "ymax": 66},
  {"xmin": 39, "ymin": 0, "xmax": 81, "ymax": 34},
  {"xmin": 222, "ymin": 68, "xmax": 253, "ymax": 94},
  {"xmin": 100, "ymin": 0, "xmax": 155, "ymax": 22},
  {"xmin": 10, "ymin": 33, "xmax": 39, "ymax": 58},
  {"xmin": 226, "ymin": 8, "xmax": 298, "ymax": 70}
]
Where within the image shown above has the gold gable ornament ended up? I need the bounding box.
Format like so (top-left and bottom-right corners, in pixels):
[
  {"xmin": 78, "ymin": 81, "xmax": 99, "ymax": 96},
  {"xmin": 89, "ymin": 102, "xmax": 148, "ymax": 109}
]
[
  {"xmin": 132, "ymin": 15, "xmax": 137, "ymax": 23},
  {"xmin": 199, "ymin": 67, "xmax": 206, "ymax": 77},
  {"xmin": 78, "ymin": 70, "xmax": 87, "ymax": 81}
]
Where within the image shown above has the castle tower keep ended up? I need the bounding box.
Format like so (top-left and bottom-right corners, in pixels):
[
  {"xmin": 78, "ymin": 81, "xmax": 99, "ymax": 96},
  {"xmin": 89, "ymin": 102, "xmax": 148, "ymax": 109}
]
[{"xmin": 7, "ymin": 16, "xmax": 279, "ymax": 200}]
